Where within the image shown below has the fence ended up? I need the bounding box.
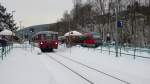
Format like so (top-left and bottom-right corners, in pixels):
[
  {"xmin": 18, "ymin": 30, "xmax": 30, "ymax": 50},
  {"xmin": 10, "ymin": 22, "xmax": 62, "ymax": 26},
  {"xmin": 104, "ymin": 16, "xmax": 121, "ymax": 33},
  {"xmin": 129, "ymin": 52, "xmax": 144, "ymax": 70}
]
[
  {"xmin": 75, "ymin": 42, "xmax": 150, "ymax": 60},
  {"xmin": 96, "ymin": 43, "xmax": 150, "ymax": 60},
  {"xmin": 0, "ymin": 43, "xmax": 13, "ymax": 60}
]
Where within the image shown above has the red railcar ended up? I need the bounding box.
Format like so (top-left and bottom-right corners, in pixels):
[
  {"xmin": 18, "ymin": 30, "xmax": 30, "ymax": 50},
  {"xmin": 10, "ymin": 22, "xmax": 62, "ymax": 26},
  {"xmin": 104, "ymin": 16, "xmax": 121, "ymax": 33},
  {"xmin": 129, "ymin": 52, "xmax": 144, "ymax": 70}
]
[
  {"xmin": 32, "ymin": 31, "xmax": 58, "ymax": 52},
  {"xmin": 80, "ymin": 32, "xmax": 102, "ymax": 48}
]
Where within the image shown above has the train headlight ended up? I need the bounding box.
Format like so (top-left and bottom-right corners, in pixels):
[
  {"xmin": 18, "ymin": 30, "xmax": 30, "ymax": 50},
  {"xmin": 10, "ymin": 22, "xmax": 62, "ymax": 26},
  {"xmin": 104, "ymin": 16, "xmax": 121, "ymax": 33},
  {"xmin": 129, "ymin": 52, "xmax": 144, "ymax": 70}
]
[
  {"xmin": 40, "ymin": 42, "xmax": 43, "ymax": 45},
  {"xmin": 55, "ymin": 42, "xmax": 58, "ymax": 45}
]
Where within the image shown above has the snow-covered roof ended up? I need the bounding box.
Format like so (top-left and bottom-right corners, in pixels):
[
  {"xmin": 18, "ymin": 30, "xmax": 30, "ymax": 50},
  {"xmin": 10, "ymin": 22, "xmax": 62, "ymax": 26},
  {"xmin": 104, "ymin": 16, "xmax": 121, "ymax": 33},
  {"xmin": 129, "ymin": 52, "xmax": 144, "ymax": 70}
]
[
  {"xmin": 0, "ymin": 29, "xmax": 15, "ymax": 36},
  {"xmin": 64, "ymin": 31, "xmax": 82, "ymax": 36}
]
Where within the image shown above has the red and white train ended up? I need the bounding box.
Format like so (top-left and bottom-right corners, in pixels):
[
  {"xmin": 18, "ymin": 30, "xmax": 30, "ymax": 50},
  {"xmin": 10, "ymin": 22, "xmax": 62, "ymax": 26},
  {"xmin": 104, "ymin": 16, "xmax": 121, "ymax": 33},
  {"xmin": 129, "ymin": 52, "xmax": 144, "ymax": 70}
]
[{"xmin": 32, "ymin": 31, "xmax": 58, "ymax": 52}]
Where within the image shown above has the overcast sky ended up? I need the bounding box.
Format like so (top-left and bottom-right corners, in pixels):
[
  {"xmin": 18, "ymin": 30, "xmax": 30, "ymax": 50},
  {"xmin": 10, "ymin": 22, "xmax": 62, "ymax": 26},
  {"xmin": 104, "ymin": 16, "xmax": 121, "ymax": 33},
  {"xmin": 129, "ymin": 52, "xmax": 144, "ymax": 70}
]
[{"xmin": 0, "ymin": 0, "xmax": 74, "ymax": 27}]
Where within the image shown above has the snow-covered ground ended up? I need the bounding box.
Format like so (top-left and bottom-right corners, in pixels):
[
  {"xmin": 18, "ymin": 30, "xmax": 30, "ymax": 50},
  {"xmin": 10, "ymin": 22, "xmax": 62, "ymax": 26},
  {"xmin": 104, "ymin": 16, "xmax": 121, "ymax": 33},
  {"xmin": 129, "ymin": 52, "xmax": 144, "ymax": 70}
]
[
  {"xmin": 0, "ymin": 44, "xmax": 57, "ymax": 84},
  {"xmin": 0, "ymin": 43, "xmax": 150, "ymax": 84}
]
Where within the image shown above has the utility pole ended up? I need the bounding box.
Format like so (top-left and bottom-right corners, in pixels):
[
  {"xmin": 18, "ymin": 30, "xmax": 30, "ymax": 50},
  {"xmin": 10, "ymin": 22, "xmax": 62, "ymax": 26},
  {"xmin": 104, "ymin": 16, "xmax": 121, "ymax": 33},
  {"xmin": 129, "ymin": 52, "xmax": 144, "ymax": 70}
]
[
  {"xmin": 11, "ymin": 10, "xmax": 16, "ymax": 32},
  {"xmin": 115, "ymin": 0, "xmax": 119, "ymax": 57},
  {"xmin": 11, "ymin": 10, "xmax": 15, "ymax": 42},
  {"xmin": 19, "ymin": 21, "xmax": 24, "ymax": 41},
  {"xmin": 68, "ymin": 16, "xmax": 71, "ymax": 47}
]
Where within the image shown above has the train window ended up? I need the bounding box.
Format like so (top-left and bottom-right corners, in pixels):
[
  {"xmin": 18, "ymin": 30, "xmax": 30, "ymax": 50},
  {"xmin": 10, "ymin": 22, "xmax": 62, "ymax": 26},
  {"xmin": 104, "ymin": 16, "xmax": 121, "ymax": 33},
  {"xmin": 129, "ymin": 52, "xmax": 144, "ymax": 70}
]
[
  {"xmin": 40, "ymin": 34, "xmax": 46, "ymax": 40},
  {"xmin": 46, "ymin": 33, "xmax": 52, "ymax": 40},
  {"xmin": 52, "ymin": 34, "xmax": 58, "ymax": 40}
]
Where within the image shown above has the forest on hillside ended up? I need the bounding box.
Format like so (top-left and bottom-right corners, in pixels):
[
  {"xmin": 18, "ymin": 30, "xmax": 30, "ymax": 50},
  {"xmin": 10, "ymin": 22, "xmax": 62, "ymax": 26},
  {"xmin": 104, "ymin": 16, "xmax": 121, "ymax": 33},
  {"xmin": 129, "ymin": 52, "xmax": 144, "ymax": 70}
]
[{"xmin": 49, "ymin": 0, "xmax": 150, "ymax": 47}]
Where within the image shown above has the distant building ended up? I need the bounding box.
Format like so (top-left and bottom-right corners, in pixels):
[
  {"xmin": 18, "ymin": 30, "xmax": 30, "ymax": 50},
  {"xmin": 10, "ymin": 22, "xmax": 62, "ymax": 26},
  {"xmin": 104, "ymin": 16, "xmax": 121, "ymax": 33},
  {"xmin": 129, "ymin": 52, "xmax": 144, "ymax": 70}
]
[{"xmin": 16, "ymin": 24, "xmax": 50, "ymax": 40}]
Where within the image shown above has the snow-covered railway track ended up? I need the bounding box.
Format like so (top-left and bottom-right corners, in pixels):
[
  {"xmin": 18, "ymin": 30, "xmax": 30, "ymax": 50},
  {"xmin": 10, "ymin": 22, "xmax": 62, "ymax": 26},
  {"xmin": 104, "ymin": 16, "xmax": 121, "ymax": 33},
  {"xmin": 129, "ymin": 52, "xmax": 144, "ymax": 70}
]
[
  {"xmin": 45, "ymin": 53, "xmax": 93, "ymax": 84},
  {"xmin": 55, "ymin": 53, "xmax": 130, "ymax": 84},
  {"xmin": 45, "ymin": 53, "xmax": 130, "ymax": 84}
]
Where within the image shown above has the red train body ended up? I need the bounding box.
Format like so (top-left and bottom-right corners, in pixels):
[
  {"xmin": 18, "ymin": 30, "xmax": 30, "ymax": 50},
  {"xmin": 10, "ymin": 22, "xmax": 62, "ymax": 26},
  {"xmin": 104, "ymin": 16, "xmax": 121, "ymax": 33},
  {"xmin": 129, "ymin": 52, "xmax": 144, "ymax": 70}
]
[
  {"xmin": 80, "ymin": 32, "xmax": 102, "ymax": 48},
  {"xmin": 32, "ymin": 31, "xmax": 58, "ymax": 52}
]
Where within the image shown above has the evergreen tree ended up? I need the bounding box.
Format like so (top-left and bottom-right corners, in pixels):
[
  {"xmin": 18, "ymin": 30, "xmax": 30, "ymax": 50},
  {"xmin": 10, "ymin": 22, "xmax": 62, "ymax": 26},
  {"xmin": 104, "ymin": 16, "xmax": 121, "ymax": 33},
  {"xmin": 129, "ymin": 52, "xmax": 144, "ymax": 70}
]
[{"xmin": 0, "ymin": 4, "xmax": 18, "ymax": 32}]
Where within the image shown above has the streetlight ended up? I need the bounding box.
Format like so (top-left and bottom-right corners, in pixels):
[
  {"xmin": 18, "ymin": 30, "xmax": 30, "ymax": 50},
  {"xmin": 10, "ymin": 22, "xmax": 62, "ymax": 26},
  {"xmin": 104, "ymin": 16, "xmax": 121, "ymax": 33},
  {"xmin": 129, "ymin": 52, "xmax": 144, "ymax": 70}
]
[
  {"xmin": 19, "ymin": 21, "xmax": 24, "ymax": 40},
  {"xmin": 19, "ymin": 21, "xmax": 22, "ymax": 29},
  {"xmin": 11, "ymin": 10, "xmax": 16, "ymax": 21}
]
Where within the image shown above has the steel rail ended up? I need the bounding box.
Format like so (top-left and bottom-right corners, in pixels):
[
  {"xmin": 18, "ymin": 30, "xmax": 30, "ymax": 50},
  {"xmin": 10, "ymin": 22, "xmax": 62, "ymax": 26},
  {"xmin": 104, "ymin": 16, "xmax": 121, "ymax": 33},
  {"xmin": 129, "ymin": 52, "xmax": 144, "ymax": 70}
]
[
  {"xmin": 54, "ymin": 53, "xmax": 130, "ymax": 84},
  {"xmin": 45, "ymin": 54, "xmax": 94, "ymax": 84}
]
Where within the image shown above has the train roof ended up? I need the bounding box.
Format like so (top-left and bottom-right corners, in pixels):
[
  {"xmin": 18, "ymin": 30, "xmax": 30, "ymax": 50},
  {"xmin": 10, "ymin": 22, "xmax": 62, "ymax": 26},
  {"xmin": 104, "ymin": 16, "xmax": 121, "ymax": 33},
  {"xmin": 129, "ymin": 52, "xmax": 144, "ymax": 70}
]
[
  {"xmin": 32, "ymin": 31, "xmax": 58, "ymax": 38},
  {"xmin": 35, "ymin": 31, "xmax": 58, "ymax": 35}
]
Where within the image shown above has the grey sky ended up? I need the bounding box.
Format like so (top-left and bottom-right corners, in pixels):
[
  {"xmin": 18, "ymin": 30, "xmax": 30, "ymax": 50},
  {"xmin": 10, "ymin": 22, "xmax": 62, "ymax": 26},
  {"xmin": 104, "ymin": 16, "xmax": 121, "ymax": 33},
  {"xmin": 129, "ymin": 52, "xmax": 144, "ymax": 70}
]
[{"xmin": 0, "ymin": 0, "xmax": 74, "ymax": 27}]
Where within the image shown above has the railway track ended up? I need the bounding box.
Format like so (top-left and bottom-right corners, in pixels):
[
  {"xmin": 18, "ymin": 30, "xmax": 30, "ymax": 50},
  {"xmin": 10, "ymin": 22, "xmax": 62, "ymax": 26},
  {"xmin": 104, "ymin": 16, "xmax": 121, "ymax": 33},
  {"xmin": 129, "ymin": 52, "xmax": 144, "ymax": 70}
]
[
  {"xmin": 45, "ymin": 54, "xmax": 93, "ymax": 84},
  {"xmin": 45, "ymin": 53, "xmax": 130, "ymax": 84}
]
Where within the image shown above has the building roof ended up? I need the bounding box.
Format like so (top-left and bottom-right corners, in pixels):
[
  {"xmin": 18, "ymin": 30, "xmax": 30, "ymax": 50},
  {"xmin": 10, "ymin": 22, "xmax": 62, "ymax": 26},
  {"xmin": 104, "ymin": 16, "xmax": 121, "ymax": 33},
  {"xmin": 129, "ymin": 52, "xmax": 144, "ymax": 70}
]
[
  {"xmin": 64, "ymin": 31, "xmax": 82, "ymax": 36},
  {"xmin": 0, "ymin": 29, "xmax": 15, "ymax": 36}
]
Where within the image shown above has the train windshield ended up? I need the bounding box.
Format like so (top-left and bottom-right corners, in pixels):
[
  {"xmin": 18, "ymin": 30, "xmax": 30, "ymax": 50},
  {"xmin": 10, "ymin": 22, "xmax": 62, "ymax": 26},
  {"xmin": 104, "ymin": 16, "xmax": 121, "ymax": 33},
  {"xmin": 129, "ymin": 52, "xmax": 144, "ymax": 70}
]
[
  {"xmin": 46, "ymin": 33, "xmax": 58, "ymax": 40},
  {"xmin": 52, "ymin": 34, "xmax": 58, "ymax": 40},
  {"xmin": 46, "ymin": 33, "xmax": 52, "ymax": 40}
]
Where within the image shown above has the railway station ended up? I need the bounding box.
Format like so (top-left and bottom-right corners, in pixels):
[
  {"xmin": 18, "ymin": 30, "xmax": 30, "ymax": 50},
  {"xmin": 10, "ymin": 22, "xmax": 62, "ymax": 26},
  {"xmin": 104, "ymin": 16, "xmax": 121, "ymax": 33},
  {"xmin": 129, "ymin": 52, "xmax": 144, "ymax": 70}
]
[{"xmin": 0, "ymin": 0, "xmax": 150, "ymax": 84}]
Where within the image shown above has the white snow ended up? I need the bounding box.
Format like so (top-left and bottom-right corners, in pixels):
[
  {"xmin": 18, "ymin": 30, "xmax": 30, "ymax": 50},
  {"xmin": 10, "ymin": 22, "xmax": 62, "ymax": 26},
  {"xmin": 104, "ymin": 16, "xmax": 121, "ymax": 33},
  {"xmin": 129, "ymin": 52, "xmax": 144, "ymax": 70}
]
[
  {"xmin": 0, "ymin": 45, "xmax": 57, "ymax": 84},
  {"xmin": 0, "ymin": 29, "xmax": 15, "ymax": 36},
  {"xmin": 54, "ymin": 45, "xmax": 150, "ymax": 84},
  {"xmin": 0, "ymin": 43, "xmax": 150, "ymax": 84}
]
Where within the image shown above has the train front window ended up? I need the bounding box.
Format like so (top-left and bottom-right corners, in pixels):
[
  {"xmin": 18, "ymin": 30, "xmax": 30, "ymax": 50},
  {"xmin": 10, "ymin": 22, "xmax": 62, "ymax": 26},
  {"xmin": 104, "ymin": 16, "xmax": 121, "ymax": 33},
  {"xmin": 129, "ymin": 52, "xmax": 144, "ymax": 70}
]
[
  {"xmin": 52, "ymin": 34, "xmax": 58, "ymax": 40},
  {"xmin": 46, "ymin": 33, "xmax": 52, "ymax": 40},
  {"xmin": 39, "ymin": 34, "xmax": 46, "ymax": 40}
]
